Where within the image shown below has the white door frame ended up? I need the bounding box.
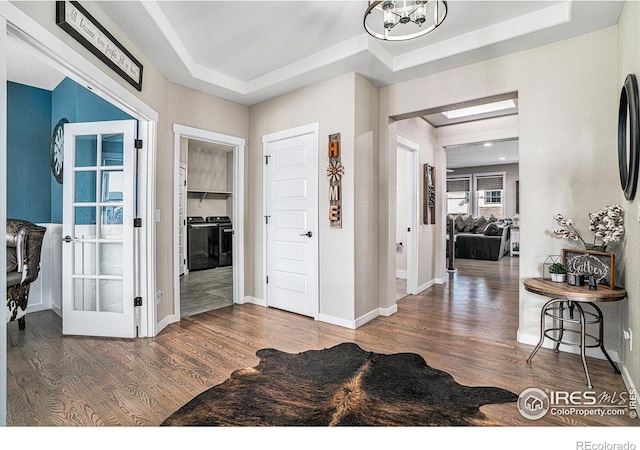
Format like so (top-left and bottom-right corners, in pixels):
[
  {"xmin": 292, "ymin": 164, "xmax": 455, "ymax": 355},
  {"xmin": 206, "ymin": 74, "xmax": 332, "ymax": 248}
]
[
  {"xmin": 171, "ymin": 124, "xmax": 245, "ymax": 328},
  {"xmin": 262, "ymin": 123, "xmax": 319, "ymax": 318},
  {"xmin": 0, "ymin": 2, "xmax": 158, "ymax": 338},
  {"xmin": 179, "ymin": 162, "xmax": 188, "ymax": 277},
  {"xmin": 397, "ymin": 136, "xmax": 419, "ymax": 296}
]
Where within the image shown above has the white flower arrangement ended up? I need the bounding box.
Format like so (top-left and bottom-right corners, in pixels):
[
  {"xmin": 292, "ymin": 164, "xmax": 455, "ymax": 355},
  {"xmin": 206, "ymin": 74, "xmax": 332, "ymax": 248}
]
[{"xmin": 552, "ymin": 205, "xmax": 624, "ymax": 250}]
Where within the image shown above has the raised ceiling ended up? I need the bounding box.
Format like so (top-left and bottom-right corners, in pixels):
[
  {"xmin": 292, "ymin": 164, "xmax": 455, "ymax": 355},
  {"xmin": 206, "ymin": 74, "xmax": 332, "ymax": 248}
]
[{"xmin": 94, "ymin": 1, "xmax": 624, "ymax": 106}]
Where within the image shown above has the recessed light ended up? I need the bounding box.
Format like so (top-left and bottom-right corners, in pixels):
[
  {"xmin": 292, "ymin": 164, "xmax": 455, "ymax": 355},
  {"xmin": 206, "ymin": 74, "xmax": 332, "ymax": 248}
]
[
  {"xmin": 499, "ymin": 157, "xmax": 506, "ymax": 161},
  {"xmin": 484, "ymin": 142, "xmax": 493, "ymax": 147},
  {"xmin": 442, "ymin": 100, "xmax": 516, "ymax": 120}
]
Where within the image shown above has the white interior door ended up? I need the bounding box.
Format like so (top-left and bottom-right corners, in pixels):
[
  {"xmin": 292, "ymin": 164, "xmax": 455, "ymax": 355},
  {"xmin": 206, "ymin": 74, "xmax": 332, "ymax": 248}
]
[
  {"xmin": 179, "ymin": 163, "xmax": 187, "ymax": 276},
  {"xmin": 264, "ymin": 128, "xmax": 318, "ymax": 318},
  {"xmin": 62, "ymin": 120, "xmax": 137, "ymax": 338}
]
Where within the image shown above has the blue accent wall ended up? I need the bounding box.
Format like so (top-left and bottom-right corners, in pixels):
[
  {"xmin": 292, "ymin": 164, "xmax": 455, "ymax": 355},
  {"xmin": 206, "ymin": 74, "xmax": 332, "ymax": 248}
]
[
  {"xmin": 7, "ymin": 77, "xmax": 133, "ymax": 224},
  {"xmin": 50, "ymin": 78, "xmax": 133, "ymax": 223},
  {"xmin": 7, "ymin": 82, "xmax": 52, "ymax": 223}
]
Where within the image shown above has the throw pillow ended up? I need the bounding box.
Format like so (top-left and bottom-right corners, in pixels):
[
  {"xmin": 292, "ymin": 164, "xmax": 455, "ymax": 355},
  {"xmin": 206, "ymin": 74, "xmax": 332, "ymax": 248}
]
[
  {"xmin": 474, "ymin": 216, "xmax": 489, "ymax": 234},
  {"xmin": 455, "ymin": 215, "xmax": 466, "ymax": 233},
  {"xmin": 463, "ymin": 215, "xmax": 476, "ymax": 233},
  {"xmin": 484, "ymin": 222, "xmax": 504, "ymax": 237},
  {"xmin": 488, "ymin": 213, "xmax": 499, "ymax": 223}
]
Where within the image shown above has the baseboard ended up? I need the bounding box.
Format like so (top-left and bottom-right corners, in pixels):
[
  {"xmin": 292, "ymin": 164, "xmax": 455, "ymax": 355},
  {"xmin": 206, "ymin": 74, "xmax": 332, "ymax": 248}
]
[
  {"xmin": 416, "ymin": 279, "xmax": 435, "ymax": 294},
  {"xmin": 319, "ymin": 313, "xmax": 356, "ymax": 329},
  {"xmin": 620, "ymin": 363, "xmax": 638, "ymax": 415},
  {"xmin": 435, "ymin": 277, "xmax": 447, "ymax": 285},
  {"xmin": 156, "ymin": 314, "xmax": 178, "ymax": 335},
  {"xmin": 243, "ymin": 296, "xmax": 267, "ymax": 307},
  {"xmin": 517, "ymin": 330, "xmax": 621, "ymax": 363},
  {"xmin": 396, "ymin": 270, "xmax": 407, "ymax": 279}
]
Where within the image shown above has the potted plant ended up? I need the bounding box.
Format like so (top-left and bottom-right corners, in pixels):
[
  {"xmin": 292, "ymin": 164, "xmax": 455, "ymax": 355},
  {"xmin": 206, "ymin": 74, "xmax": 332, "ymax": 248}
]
[{"xmin": 549, "ymin": 262, "xmax": 567, "ymax": 282}]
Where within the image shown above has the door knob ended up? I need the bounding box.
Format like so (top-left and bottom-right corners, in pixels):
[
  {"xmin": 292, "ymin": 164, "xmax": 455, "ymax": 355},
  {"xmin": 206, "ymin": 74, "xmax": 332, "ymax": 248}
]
[
  {"xmin": 62, "ymin": 235, "xmax": 73, "ymax": 243},
  {"xmin": 299, "ymin": 231, "xmax": 313, "ymax": 238}
]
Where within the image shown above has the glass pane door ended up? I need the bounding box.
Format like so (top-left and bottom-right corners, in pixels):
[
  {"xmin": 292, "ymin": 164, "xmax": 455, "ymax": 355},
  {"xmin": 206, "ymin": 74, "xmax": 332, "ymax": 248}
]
[{"xmin": 63, "ymin": 121, "xmax": 136, "ymax": 337}]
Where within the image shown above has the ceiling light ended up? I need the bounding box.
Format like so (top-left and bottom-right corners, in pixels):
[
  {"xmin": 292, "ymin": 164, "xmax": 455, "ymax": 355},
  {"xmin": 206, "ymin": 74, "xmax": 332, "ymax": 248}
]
[
  {"xmin": 442, "ymin": 100, "xmax": 516, "ymax": 120},
  {"xmin": 484, "ymin": 142, "xmax": 493, "ymax": 147},
  {"xmin": 499, "ymin": 157, "xmax": 506, "ymax": 161},
  {"xmin": 364, "ymin": 1, "xmax": 448, "ymax": 41}
]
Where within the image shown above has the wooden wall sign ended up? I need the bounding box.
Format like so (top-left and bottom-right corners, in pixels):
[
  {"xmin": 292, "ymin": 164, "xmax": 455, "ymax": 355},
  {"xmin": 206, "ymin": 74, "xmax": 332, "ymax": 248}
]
[
  {"xmin": 56, "ymin": 1, "xmax": 144, "ymax": 91},
  {"xmin": 327, "ymin": 133, "xmax": 344, "ymax": 229},
  {"xmin": 562, "ymin": 248, "xmax": 616, "ymax": 289},
  {"xmin": 423, "ymin": 164, "xmax": 435, "ymax": 225}
]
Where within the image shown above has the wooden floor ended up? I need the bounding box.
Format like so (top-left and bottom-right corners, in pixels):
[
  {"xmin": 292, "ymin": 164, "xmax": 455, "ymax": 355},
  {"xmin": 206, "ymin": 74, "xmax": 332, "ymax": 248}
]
[{"xmin": 6, "ymin": 256, "xmax": 639, "ymax": 428}]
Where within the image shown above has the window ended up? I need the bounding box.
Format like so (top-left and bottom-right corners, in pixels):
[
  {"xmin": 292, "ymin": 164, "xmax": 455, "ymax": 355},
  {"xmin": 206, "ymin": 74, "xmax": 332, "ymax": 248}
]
[
  {"xmin": 446, "ymin": 177, "xmax": 471, "ymax": 216},
  {"xmin": 476, "ymin": 174, "xmax": 504, "ymax": 218},
  {"xmin": 485, "ymin": 190, "xmax": 502, "ymax": 203}
]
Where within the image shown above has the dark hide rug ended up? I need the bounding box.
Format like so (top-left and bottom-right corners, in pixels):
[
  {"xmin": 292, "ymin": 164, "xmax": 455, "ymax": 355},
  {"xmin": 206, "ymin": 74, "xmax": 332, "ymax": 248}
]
[{"xmin": 161, "ymin": 342, "xmax": 518, "ymax": 426}]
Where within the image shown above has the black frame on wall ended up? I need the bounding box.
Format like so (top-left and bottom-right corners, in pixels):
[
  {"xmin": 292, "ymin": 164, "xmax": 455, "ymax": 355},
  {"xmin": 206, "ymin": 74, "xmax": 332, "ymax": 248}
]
[
  {"xmin": 56, "ymin": 1, "xmax": 144, "ymax": 91},
  {"xmin": 618, "ymin": 73, "xmax": 639, "ymax": 201}
]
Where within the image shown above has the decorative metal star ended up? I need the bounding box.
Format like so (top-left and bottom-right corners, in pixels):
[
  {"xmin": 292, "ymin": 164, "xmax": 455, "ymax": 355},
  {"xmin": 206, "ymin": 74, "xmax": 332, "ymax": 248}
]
[{"xmin": 326, "ymin": 160, "xmax": 345, "ymax": 183}]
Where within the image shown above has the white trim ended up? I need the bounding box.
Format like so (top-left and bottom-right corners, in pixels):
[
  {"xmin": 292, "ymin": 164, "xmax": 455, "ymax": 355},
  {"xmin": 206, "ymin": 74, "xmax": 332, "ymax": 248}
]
[
  {"xmin": 417, "ymin": 279, "xmax": 436, "ymax": 294},
  {"xmin": 396, "ymin": 136, "xmax": 419, "ymax": 295},
  {"xmin": 1, "ymin": 2, "xmax": 158, "ymax": 338},
  {"xmin": 243, "ymin": 296, "xmax": 267, "ymax": 307},
  {"xmin": 262, "ymin": 122, "xmax": 319, "ymax": 319},
  {"xmin": 171, "ymin": 124, "xmax": 246, "ymax": 332},
  {"xmin": 620, "ymin": 364, "xmax": 638, "ymax": 415},
  {"xmin": 517, "ymin": 330, "xmax": 621, "ymax": 363},
  {"xmin": 0, "ymin": 15, "xmax": 7, "ymax": 428},
  {"xmin": 396, "ymin": 269, "xmax": 407, "ymax": 279}
]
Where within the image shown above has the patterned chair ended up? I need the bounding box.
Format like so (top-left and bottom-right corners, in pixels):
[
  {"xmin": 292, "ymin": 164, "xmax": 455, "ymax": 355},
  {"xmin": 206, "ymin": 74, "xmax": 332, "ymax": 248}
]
[{"xmin": 6, "ymin": 219, "xmax": 46, "ymax": 330}]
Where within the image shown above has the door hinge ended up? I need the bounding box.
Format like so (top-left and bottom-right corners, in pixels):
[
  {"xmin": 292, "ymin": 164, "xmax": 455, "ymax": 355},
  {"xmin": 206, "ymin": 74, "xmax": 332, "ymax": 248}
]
[
  {"xmin": 408, "ymin": 227, "xmax": 411, "ymax": 232},
  {"xmin": 134, "ymin": 218, "xmax": 142, "ymax": 228},
  {"xmin": 266, "ymin": 276, "xmax": 269, "ymax": 284},
  {"xmin": 134, "ymin": 297, "xmax": 143, "ymax": 307},
  {"xmin": 265, "ymin": 155, "xmax": 270, "ymax": 165},
  {"xmin": 265, "ymin": 215, "xmax": 270, "ymax": 224},
  {"xmin": 134, "ymin": 139, "xmax": 143, "ymax": 149}
]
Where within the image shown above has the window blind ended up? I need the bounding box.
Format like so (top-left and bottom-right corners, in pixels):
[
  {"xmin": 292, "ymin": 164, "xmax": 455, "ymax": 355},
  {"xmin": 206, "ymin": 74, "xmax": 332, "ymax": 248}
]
[
  {"xmin": 476, "ymin": 175, "xmax": 504, "ymax": 191},
  {"xmin": 447, "ymin": 178, "xmax": 470, "ymax": 192}
]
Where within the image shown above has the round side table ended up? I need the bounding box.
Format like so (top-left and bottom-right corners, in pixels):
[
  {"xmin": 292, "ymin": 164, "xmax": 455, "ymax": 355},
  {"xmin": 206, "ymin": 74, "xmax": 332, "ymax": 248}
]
[{"xmin": 524, "ymin": 278, "xmax": 626, "ymax": 388}]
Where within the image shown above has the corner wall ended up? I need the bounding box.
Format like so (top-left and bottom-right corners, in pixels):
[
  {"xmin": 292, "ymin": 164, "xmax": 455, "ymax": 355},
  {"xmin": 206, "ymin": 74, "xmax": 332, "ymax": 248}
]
[
  {"xmin": 381, "ymin": 26, "xmax": 621, "ymax": 364},
  {"xmin": 249, "ymin": 73, "xmax": 357, "ymax": 324}
]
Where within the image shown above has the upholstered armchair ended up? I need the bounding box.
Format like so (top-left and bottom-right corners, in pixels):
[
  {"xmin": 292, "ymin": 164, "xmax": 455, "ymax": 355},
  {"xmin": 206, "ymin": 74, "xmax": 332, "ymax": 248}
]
[{"xmin": 6, "ymin": 219, "xmax": 46, "ymax": 330}]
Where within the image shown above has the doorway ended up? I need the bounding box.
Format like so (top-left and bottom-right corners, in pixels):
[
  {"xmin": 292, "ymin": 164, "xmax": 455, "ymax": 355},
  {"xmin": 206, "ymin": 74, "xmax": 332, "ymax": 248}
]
[
  {"xmin": 396, "ymin": 136, "xmax": 419, "ymax": 300},
  {"xmin": 172, "ymin": 124, "xmax": 245, "ymax": 323},
  {"xmin": 262, "ymin": 123, "xmax": 319, "ymax": 319}
]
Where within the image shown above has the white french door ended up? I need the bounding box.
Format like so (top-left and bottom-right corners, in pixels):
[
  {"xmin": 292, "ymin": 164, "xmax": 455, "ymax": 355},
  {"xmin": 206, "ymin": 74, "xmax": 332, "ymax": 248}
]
[
  {"xmin": 62, "ymin": 120, "xmax": 137, "ymax": 338},
  {"xmin": 264, "ymin": 125, "xmax": 318, "ymax": 318}
]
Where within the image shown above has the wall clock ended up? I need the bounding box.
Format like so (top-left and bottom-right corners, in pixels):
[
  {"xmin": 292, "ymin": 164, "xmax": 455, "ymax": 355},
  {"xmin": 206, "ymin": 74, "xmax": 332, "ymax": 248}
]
[
  {"xmin": 50, "ymin": 118, "xmax": 69, "ymax": 184},
  {"xmin": 618, "ymin": 74, "xmax": 639, "ymax": 201}
]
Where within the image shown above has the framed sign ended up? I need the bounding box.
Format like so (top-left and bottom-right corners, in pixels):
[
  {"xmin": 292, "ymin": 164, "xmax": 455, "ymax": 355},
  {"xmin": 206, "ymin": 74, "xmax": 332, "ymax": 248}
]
[
  {"xmin": 562, "ymin": 249, "xmax": 616, "ymax": 289},
  {"xmin": 56, "ymin": 1, "xmax": 143, "ymax": 91},
  {"xmin": 423, "ymin": 164, "xmax": 435, "ymax": 225}
]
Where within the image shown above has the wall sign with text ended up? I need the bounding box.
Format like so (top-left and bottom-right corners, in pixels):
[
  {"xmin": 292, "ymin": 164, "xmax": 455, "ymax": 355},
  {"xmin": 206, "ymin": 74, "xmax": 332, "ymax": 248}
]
[
  {"xmin": 327, "ymin": 133, "xmax": 344, "ymax": 229},
  {"xmin": 562, "ymin": 248, "xmax": 616, "ymax": 289},
  {"xmin": 56, "ymin": 1, "xmax": 144, "ymax": 91}
]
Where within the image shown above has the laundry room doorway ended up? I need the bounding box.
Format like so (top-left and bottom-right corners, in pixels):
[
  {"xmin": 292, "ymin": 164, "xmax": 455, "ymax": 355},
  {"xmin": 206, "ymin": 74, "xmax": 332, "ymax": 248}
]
[{"xmin": 172, "ymin": 124, "xmax": 245, "ymax": 321}]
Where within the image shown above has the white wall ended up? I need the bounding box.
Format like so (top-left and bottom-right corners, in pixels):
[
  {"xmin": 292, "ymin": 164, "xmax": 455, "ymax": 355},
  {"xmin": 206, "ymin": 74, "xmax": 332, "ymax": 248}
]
[
  {"xmin": 381, "ymin": 27, "xmax": 622, "ymax": 362},
  {"xmin": 616, "ymin": 0, "xmax": 640, "ymax": 394}
]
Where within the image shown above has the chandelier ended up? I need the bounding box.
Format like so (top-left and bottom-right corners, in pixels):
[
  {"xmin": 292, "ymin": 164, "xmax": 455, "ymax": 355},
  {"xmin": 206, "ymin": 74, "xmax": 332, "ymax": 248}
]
[{"xmin": 364, "ymin": 0, "xmax": 448, "ymax": 41}]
